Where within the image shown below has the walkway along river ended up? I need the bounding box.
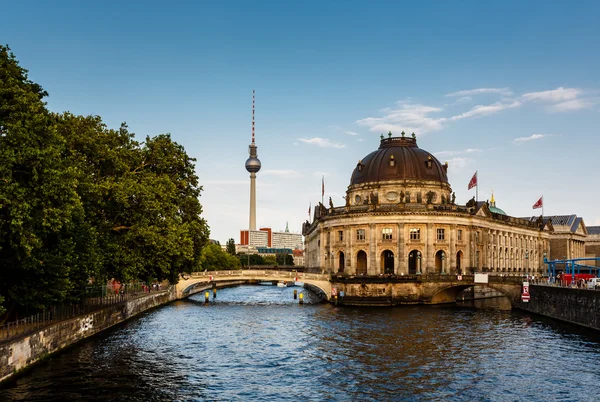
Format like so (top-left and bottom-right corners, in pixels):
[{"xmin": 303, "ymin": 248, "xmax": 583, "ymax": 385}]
[{"xmin": 2, "ymin": 284, "xmax": 600, "ymax": 401}]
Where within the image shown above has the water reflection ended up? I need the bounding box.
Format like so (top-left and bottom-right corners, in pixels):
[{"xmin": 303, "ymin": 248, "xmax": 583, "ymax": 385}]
[{"xmin": 2, "ymin": 285, "xmax": 600, "ymax": 401}]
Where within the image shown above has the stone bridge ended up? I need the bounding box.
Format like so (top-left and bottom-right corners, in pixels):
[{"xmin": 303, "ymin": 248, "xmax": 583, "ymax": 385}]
[
  {"xmin": 331, "ymin": 274, "xmax": 525, "ymax": 306},
  {"xmin": 175, "ymin": 270, "xmax": 333, "ymax": 299},
  {"xmin": 175, "ymin": 270, "xmax": 525, "ymax": 307}
]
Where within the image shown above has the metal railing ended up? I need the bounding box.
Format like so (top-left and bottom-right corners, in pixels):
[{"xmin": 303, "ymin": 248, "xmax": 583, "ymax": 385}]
[
  {"xmin": 188, "ymin": 270, "xmax": 329, "ymax": 281},
  {"xmin": 0, "ymin": 282, "xmax": 167, "ymax": 342}
]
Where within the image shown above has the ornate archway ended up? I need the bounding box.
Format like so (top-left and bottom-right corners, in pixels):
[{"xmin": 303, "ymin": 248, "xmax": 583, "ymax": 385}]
[
  {"xmin": 381, "ymin": 250, "xmax": 394, "ymax": 274},
  {"xmin": 408, "ymin": 250, "xmax": 421, "ymax": 274},
  {"xmin": 435, "ymin": 250, "xmax": 446, "ymax": 273},
  {"xmin": 456, "ymin": 250, "xmax": 463, "ymax": 274},
  {"xmin": 338, "ymin": 251, "xmax": 345, "ymax": 273},
  {"xmin": 356, "ymin": 250, "xmax": 367, "ymax": 275}
]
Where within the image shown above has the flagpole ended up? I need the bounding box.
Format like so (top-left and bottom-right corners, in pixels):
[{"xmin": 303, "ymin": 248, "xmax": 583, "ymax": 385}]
[
  {"xmin": 542, "ymin": 195, "xmax": 544, "ymax": 217},
  {"xmin": 321, "ymin": 176, "xmax": 324, "ymax": 206},
  {"xmin": 476, "ymin": 170, "xmax": 478, "ymax": 203}
]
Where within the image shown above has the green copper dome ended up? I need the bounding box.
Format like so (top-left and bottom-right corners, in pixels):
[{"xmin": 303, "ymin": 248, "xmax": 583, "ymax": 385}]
[{"xmin": 489, "ymin": 192, "xmax": 506, "ymax": 215}]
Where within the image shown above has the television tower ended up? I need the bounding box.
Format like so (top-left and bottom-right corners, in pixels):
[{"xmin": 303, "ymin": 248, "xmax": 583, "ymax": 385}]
[{"xmin": 245, "ymin": 90, "xmax": 261, "ymax": 231}]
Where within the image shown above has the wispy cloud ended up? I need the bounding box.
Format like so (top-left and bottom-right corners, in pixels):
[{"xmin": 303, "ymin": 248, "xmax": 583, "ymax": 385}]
[
  {"xmin": 522, "ymin": 87, "xmax": 581, "ymax": 102},
  {"xmin": 513, "ymin": 134, "xmax": 548, "ymax": 143},
  {"xmin": 313, "ymin": 171, "xmax": 330, "ymax": 177},
  {"xmin": 446, "ymin": 157, "xmax": 469, "ymax": 169},
  {"xmin": 297, "ymin": 137, "xmax": 346, "ymax": 148},
  {"xmin": 262, "ymin": 169, "xmax": 303, "ymax": 178},
  {"xmin": 357, "ymin": 138, "xmax": 366, "ymax": 142},
  {"xmin": 445, "ymin": 87, "xmax": 513, "ymax": 97},
  {"xmin": 551, "ymin": 98, "xmax": 595, "ymax": 112},
  {"xmin": 450, "ymin": 100, "xmax": 522, "ymax": 120},
  {"xmin": 344, "ymin": 130, "xmax": 358, "ymax": 136},
  {"xmin": 435, "ymin": 148, "xmax": 482, "ymax": 157},
  {"xmin": 356, "ymin": 102, "xmax": 447, "ymax": 134}
]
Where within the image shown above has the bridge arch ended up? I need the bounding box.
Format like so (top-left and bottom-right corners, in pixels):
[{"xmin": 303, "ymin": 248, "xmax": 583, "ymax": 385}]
[{"xmin": 428, "ymin": 282, "xmax": 522, "ymax": 307}]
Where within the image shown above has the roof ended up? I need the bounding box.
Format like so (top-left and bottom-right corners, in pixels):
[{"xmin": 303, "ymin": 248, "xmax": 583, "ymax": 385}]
[
  {"xmin": 349, "ymin": 134, "xmax": 449, "ymax": 186},
  {"xmin": 520, "ymin": 215, "xmax": 587, "ymax": 234},
  {"xmin": 587, "ymin": 226, "xmax": 600, "ymax": 235}
]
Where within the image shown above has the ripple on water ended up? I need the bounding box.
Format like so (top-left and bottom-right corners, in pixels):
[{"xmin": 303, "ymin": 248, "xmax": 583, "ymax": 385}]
[{"xmin": 2, "ymin": 288, "xmax": 600, "ymax": 401}]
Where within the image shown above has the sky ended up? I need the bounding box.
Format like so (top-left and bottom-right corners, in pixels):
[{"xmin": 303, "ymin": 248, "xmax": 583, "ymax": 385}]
[{"xmin": 2, "ymin": 0, "xmax": 600, "ymax": 244}]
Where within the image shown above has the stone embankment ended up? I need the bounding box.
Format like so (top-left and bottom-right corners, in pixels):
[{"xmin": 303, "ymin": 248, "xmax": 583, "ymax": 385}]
[
  {"xmin": 0, "ymin": 289, "xmax": 176, "ymax": 383},
  {"xmin": 519, "ymin": 284, "xmax": 600, "ymax": 331}
]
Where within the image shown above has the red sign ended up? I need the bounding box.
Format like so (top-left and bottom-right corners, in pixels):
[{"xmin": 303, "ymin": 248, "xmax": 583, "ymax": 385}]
[
  {"xmin": 209, "ymin": 275, "xmax": 213, "ymax": 281},
  {"xmin": 522, "ymin": 282, "xmax": 530, "ymax": 302},
  {"xmin": 331, "ymin": 287, "xmax": 337, "ymax": 297}
]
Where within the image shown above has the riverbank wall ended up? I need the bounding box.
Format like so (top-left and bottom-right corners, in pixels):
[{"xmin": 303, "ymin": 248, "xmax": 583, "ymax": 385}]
[
  {"xmin": 0, "ymin": 290, "xmax": 176, "ymax": 383},
  {"xmin": 519, "ymin": 285, "xmax": 600, "ymax": 331}
]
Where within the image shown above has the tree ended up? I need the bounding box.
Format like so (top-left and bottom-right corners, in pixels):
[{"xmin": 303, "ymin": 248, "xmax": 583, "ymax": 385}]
[
  {"xmin": 0, "ymin": 45, "xmax": 95, "ymax": 316},
  {"xmin": 55, "ymin": 114, "xmax": 211, "ymax": 284},
  {"xmin": 276, "ymin": 253, "xmax": 294, "ymax": 266},
  {"xmin": 200, "ymin": 244, "xmax": 240, "ymax": 271},
  {"xmin": 226, "ymin": 238, "xmax": 236, "ymax": 255}
]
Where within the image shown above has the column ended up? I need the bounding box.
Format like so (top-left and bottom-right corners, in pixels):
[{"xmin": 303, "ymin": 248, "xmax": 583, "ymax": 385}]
[
  {"xmin": 397, "ymin": 223, "xmax": 405, "ymax": 275},
  {"xmin": 369, "ymin": 223, "xmax": 376, "ymax": 275}
]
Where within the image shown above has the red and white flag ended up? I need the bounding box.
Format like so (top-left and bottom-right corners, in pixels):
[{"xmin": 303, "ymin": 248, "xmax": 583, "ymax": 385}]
[
  {"xmin": 532, "ymin": 196, "xmax": 543, "ymax": 209},
  {"xmin": 468, "ymin": 171, "xmax": 477, "ymax": 190},
  {"xmin": 308, "ymin": 202, "xmax": 311, "ymax": 217}
]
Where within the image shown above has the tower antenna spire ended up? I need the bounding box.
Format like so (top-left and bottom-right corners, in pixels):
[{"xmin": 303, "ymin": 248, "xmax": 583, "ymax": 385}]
[{"xmin": 252, "ymin": 89, "xmax": 255, "ymax": 144}]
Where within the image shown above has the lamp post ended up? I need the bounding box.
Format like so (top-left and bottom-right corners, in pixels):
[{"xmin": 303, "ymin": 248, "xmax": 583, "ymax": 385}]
[{"xmin": 525, "ymin": 250, "xmax": 529, "ymax": 279}]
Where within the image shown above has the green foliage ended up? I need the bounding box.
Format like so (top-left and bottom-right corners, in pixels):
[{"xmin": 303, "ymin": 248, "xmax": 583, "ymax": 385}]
[
  {"xmin": 238, "ymin": 253, "xmax": 265, "ymax": 267},
  {"xmin": 200, "ymin": 244, "xmax": 240, "ymax": 271},
  {"xmin": 226, "ymin": 238, "xmax": 236, "ymax": 255},
  {"xmin": 263, "ymin": 255, "xmax": 277, "ymax": 265},
  {"xmin": 0, "ymin": 45, "xmax": 210, "ymax": 316}
]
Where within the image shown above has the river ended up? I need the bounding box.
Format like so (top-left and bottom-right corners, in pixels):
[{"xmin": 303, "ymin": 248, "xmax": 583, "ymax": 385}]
[{"xmin": 1, "ymin": 284, "xmax": 600, "ymax": 401}]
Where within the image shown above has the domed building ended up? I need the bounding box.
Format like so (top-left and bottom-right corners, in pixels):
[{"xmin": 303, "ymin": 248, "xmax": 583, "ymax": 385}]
[{"xmin": 303, "ymin": 133, "xmax": 551, "ymax": 277}]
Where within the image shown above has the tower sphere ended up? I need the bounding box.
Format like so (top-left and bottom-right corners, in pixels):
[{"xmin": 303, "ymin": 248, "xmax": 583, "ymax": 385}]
[{"xmin": 245, "ymin": 157, "xmax": 261, "ymax": 173}]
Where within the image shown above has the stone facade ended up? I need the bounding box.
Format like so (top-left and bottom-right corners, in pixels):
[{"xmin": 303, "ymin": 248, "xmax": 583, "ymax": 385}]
[{"xmin": 304, "ymin": 135, "xmax": 554, "ymax": 276}]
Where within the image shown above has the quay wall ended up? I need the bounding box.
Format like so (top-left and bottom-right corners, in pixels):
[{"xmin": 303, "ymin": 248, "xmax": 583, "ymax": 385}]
[
  {"xmin": 519, "ymin": 285, "xmax": 600, "ymax": 331},
  {"xmin": 0, "ymin": 290, "xmax": 175, "ymax": 383}
]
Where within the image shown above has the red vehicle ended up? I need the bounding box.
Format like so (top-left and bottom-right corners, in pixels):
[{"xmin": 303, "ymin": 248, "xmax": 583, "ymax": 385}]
[{"xmin": 559, "ymin": 273, "xmax": 596, "ymax": 284}]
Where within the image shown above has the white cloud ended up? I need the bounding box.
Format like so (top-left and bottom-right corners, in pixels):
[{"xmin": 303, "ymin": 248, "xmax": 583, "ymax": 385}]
[
  {"xmin": 297, "ymin": 137, "xmax": 346, "ymax": 148},
  {"xmin": 313, "ymin": 171, "xmax": 330, "ymax": 177},
  {"xmin": 356, "ymin": 102, "xmax": 447, "ymax": 134},
  {"xmin": 450, "ymin": 100, "xmax": 522, "ymax": 120},
  {"xmin": 344, "ymin": 130, "xmax": 358, "ymax": 136},
  {"xmin": 550, "ymin": 98, "xmax": 595, "ymax": 112},
  {"xmin": 522, "ymin": 87, "xmax": 581, "ymax": 102},
  {"xmin": 445, "ymin": 87, "xmax": 513, "ymax": 97},
  {"xmin": 357, "ymin": 138, "xmax": 366, "ymax": 142},
  {"xmin": 262, "ymin": 169, "xmax": 303, "ymax": 178},
  {"xmin": 435, "ymin": 148, "xmax": 481, "ymax": 158},
  {"xmin": 513, "ymin": 134, "xmax": 547, "ymax": 143},
  {"xmin": 447, "ymin": 157, "xmax": 469, "ymax": 169}
]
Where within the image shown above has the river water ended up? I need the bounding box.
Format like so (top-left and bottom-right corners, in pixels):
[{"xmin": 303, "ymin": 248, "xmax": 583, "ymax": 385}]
[{"xmin": 2, "ymin": 285, "xmax": 600, "ymax": 401}]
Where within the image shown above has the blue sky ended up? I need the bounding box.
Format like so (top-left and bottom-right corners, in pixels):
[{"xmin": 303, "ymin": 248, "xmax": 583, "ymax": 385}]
[{"xmin": 3, "ymin": 0, "xmax": 599, "ymax": 244}]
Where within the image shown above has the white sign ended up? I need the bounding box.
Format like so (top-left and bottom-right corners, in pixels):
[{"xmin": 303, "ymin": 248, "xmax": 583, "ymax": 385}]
[
  {"xmin": 457, "ymin": 275, "xmax": 462, "ymax": 281},
  {"xmin": 474, "ymin": 273, "xmax": 489, "ymax": 284},
  {"xmin": 522, "ymin": 281, "xmax": 530, "ymax": 302}
]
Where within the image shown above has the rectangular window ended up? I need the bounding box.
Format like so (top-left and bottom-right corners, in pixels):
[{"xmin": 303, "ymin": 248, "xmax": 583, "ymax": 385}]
[
  {"xmin": 457, "ymin": 229, "xmax": 463, "ymax": 241},
  {"xmin": 338, "ymin": 230, "xmax": 343, "ymax": 242},
  {"xmin": 356, "ymin": 229, "xmax": 365, "ymax": 241},
  {"xmin": 382, "ymin": 228, "xmax": 393, "ymax": 240},
  {"xmin": 437, "ymin": 228, "xmax": 445, "ymax": 241},
  {"xmin": 410, "ymin": 228, "xmax": 420, "ymax": 240}
]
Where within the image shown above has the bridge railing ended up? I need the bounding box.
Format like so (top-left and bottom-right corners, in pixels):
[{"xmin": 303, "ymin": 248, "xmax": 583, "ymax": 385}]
[{"xmin": 187, "ymin": 270, "xmax": 329, "ymax": 281}]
